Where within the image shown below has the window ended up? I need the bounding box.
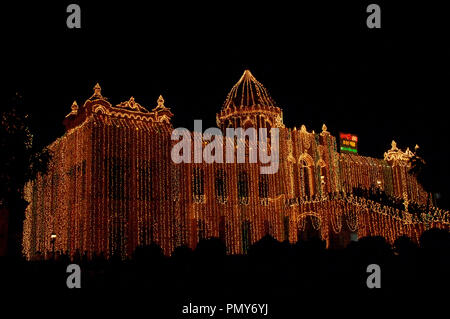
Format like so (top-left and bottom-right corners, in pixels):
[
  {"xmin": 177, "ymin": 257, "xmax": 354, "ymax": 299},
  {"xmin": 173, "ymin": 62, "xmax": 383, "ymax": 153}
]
[
  {"xmin": 106, "ymin": 158, "xmax": 127, "ymax": 199},
  {"xmin": 301, "ymin": 159, "xmax": 313, "ymax": 198},
  {"xmin": 137, "ymin": 159, "xmax": 153, "ymax": 201},
  {"xmin": 192, "ymin": 167, "xmax": 204, "ymax": 196},
  {"xmin": 237, "ymin": 171, "xmax": 249, "ymax": 203},
  {"xmin": 259, "ymin": 174, "xmax": 269, "ymax": 198},
  {"xmin": 215, "ymin": 169, "xmax": 227, "ymax": 202},
  {"xmin": 319, "ymin": 165, "xmax": 327, "ymax": 193},
  {"xmin": 81, "ymin": 160, "xmax": 86, "ymax": 199},
  {"xmin": 198, "ymin": 219, "xmax": 206, "ymax": 240}
]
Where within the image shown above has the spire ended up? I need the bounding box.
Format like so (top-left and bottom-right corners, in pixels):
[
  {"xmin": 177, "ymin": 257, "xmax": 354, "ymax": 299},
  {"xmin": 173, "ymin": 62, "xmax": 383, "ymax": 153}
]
[
  {"xmin": 151, "ymin": 95, "xmax": 173, "ymax": 123},
  {"xmin": 157, "ymin": 95, "xmax": 165, "ymax": 108},
  {"xmin": 89, "ymin": 83, "xmax": 105, "ymax": 101},
  {"xmin": 391, "ymin": 140, "xmax": 398, "ymax": 150},
  {"xmin": 152, "ymin": 95, "xmax": 171, "ymax": 112},
  {"xmin": 223, "ymin": 70, "xmax": 276, "ymax": 109},
  {"xmin": 71, "ymin": 100, "xmax": 78, "ymax": 112},
  {"xmin": 65, "ymin": 100, "xmax": 79, "ymax": 118}
]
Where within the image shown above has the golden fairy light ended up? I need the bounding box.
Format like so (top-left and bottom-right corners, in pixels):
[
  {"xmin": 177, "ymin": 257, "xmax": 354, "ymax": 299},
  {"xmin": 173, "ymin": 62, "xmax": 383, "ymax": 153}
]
[{"xmin": 22, "ymin": 73, "xmax": 449, "ymax": 260}]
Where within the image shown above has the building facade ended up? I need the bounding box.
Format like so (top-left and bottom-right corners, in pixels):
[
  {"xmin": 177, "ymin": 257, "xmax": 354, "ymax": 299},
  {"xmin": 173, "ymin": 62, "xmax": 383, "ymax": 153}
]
[{"xmin": 22, "ymin": 71, "xmax": 450, "ymax": 259}]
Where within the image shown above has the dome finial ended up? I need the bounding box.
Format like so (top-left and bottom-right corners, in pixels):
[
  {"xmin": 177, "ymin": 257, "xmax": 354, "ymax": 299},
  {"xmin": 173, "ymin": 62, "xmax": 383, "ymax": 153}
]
[
  {"xmin": 65, "ymin": 100, "xmax": 79, "ymax": 118},
  {"xmin": 71, "ymin": 100, "xmax": 78, "ymax": 112},
  {"xmin": 93, "ymin": 83, "xmax": 102, "ymax": 96},
  {"xmin": 157, "ymin": 95, "xmax": 165, "ymax": 107},
  {"xmin": 391, "ymin": 140, "xmax": 397, "ymax": 150},
  {"xmin": 88, "ymin": 83, "xmax": 105, "ymax": 101}
]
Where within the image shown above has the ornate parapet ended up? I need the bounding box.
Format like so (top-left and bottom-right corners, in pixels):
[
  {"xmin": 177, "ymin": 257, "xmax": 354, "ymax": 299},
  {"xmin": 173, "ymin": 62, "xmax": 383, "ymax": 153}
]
[
  {"xmin": 384, "ymin": 140, "xmax": 415, "ymax": 165},
  {"xmin": 63, "ymin": 84, "xmax": 173, "ymax": 131}
]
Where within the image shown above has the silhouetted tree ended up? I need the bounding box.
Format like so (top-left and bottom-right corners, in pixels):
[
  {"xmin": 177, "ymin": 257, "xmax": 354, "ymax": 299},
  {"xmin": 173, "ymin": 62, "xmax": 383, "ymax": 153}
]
[
  {"xmin": 409, "ymin": 150, "xmax": 434, "ymax": 214},
  {"xmin": 0, "ymin": 92, "xmax": 50, "ymax": 258}
]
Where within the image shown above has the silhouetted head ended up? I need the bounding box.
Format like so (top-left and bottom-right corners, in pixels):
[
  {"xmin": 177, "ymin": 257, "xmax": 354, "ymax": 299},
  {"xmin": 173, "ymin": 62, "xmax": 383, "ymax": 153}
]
[
  {"xmin": 248, "ymin": 234, "xmax": 282, "ymax": 259},
  {"xmin": 172, "ymin": 245, "xmax": 193, "ymax": 260},
  {"xmin": 133, "ymin": 243, "xmax": 164, "ymax": 263},
  {"xmin": 195, "ymin": 238, "xmax": 226, "ymax": 259},
  {"xmin": 393, "ymin": 235, "xmax": 417, "ymax": 255},
  {"xmin": 356, "ymin": 236, "xmax": 393, "ymax": 261}
]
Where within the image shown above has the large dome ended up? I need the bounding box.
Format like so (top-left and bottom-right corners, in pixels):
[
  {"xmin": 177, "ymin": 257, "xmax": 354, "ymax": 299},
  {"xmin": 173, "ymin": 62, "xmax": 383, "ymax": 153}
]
[
  {"xmin": 223, "ymin": 70, "xmax": 277, "ymax": 109},
  {"xmin": 217, "ymin": 70, "xmax": 283, "ymax": 130}
]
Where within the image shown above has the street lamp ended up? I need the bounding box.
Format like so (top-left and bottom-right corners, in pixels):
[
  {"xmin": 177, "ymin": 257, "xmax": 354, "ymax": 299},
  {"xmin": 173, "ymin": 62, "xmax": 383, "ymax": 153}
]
[{"xmin": 50, "ymin": 232, "xmax": 56, "ymax": 259}]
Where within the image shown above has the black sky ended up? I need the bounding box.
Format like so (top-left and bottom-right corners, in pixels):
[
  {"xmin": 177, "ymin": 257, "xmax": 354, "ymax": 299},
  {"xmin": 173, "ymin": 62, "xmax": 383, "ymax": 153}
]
[{"xmin": 3, "ymin": 1, "xmax": 449, "ymax": 207}]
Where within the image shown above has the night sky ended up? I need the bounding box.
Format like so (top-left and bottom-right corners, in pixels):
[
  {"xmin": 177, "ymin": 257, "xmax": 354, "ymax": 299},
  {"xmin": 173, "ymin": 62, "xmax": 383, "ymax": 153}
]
[{"xmin": 3, "ymin": 1, "xmax": 449, "ymax": 207}]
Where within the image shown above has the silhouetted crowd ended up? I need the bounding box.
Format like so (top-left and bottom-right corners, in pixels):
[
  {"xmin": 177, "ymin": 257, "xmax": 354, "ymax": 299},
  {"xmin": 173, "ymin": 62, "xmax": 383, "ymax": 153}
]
[
  {"xmin": 352, "ymin": 186, "xmax": 442, "ymax": 219},
  {"xmin": 1, "ymin": 229, "xmax": 449, "ymax": 309}
]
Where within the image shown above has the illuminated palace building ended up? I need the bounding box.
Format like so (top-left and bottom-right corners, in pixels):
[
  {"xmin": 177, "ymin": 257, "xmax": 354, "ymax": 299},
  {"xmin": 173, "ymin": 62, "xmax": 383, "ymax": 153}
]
[{"xmin": 22, "ymin": 71, "xmax": 449, "ymax": 259}]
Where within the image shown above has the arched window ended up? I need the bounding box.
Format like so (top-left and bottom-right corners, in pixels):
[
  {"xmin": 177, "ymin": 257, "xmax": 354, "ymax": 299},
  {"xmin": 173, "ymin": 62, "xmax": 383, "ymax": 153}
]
[
  {"xmin": 301, "ymin": 161, "xmax": 311, "ymax": 197},
  {"xmin": 137, "ymin": 159, "xmax": 153, "ymax": 201},
  {"xmin": 215, "ymin": 169, "xmax": 227, "ymax": 203},
  {"xmin": 192, "ymin": 167, "xmax": 204, "ymax": 201},
  {"xmin": 243, "ymin": 118, "xmax": 254, "ymax": 130},
  {"xmin": 106, "ymin": 157, "xmax": 128, "ymax": 200},
  {"xmin": 318, "ymin": 160, "xmax": 327, "ymax": 194},
  {"xmin": 264, "ymin": 120, "xmax": 272, "ymax": 131},
  {"xmin": 237, "ymin": 171, "xmax": 249, "ymax": 204},
  {"xmin": 259, "ymin": 174, "xmax": 269, "ymax": 198},
  {"xmin": 198, "ymin": 219, "xmax": 206, "ymax": 240}
]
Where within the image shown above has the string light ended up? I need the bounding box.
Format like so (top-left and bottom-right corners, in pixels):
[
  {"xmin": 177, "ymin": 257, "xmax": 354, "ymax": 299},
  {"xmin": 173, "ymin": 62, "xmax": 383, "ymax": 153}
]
[{"xmin": 22, "ymin": 73, "xmax": 450, "ymax": 260}]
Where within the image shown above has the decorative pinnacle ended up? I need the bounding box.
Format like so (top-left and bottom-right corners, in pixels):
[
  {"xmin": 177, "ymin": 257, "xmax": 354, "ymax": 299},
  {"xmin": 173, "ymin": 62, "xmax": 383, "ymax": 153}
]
[
  {"xmin": 157, "ymin": 95, "xmax": 165, "ymax": 108},
  {"xmin": 391, "ymin": 140, "xmax": 397, "ymax": 150},
  {"xmin": 65, "ymin": 100, "xmax": 79, "ymax": 118},
  {"xmin": 93, "ymin": 83, "xmax": 102, "ymax": 96},
  {"xmin": 322, "ymin": 124, "xmax": 328, "ymax": 132},
  {"xmin": 71, "ymin": 100, "xmax": 78, "ymax": 112},
  {"xmin": 415, "ymin": 144, "xmax": 419, "ymax": 151}
]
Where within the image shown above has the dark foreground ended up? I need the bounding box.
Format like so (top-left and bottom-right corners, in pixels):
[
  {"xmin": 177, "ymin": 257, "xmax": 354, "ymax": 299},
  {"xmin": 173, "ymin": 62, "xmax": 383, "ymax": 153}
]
[{"xmin": 1, "ymin": 229, "xmax": 449, "ymax": 317}]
